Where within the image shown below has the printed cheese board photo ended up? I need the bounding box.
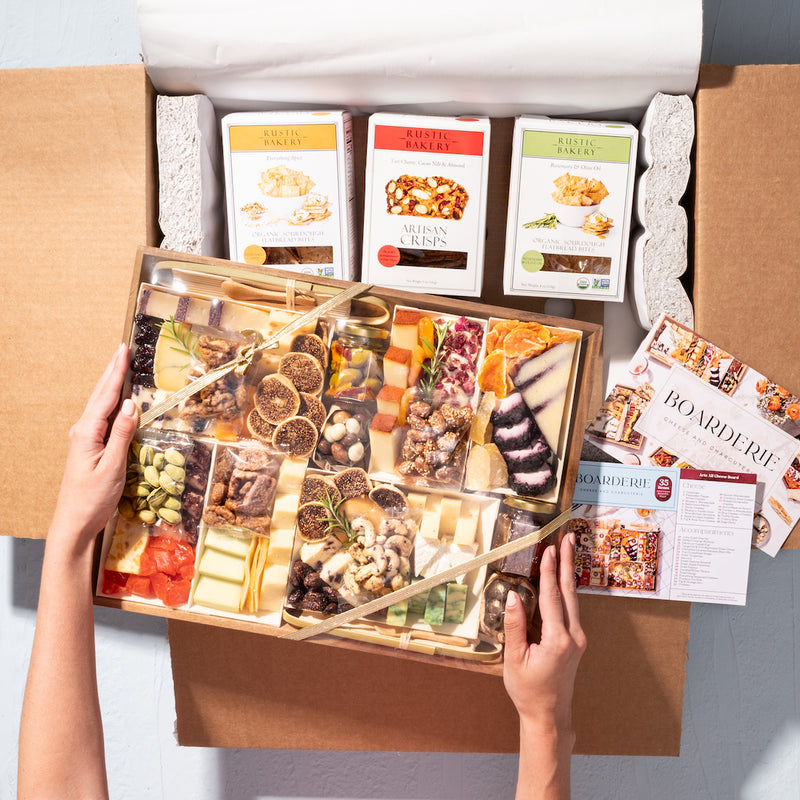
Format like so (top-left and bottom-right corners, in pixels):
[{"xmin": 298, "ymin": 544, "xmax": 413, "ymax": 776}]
[{"xmin": 93, "ymin": 246, "xmax": 602, "ymax": 674}]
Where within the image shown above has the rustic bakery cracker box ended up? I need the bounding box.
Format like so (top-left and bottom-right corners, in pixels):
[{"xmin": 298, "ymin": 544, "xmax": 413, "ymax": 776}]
[
  {"xmin": 504, "ymin": 116, "xmax": 638, "ymax": 302},
  {"xmin": 221, "ymin": 110, "xmax": 356, "ymax": 280},
  {"xmin": 362, "ymin": 113, "xmax": 491, "ymax": 297}
]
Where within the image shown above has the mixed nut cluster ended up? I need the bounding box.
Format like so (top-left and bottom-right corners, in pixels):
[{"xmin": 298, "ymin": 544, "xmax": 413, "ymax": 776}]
[
  {"xmin": 397, "ymin": 395, "xmax": 474, "ymax": 482},
  {"xmin": 180, "ymin": 336, "xmax": 249, "ymax": 429}
]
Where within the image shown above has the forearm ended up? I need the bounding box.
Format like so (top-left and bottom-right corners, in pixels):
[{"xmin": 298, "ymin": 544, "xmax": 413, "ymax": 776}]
[
  {"xmin": 515, "ymin": 718, "xmax": 575, "ymax": 800},
  {"xmin": 19, "ymin": 529, "xmax": 109, "ymax": 800}
]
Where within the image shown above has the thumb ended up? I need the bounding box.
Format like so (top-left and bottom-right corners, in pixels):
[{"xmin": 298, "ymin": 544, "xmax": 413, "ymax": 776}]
[
  {"xmin": 503, "ymin": 589, "xmax": 529, "ymax": 663},
  {"xmin": 101, "ymin": 398, "xmax": 138, "ymax": 473}
]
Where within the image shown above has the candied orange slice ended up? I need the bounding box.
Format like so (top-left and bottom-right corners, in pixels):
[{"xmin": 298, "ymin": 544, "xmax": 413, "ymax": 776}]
[
  {"xmin": 478, "ymin": 351, "xmax": 512, "ymax": 399},
  {"xmin": 408, "ymin": 344, "xmax": 426, "ymax": 387},
  {"xmin": 418, "ymin": 316, "xmax": 435, "ymax": 358},
  {"xmin": 502, "ymin": 322, "xmax": 551, "ymax": 359},
  {"xmin": 398, "ymin": 387, "xmax": 415, "ymax": 426},
  {"xmin": 485, "ymin": 319, "xmax": 520, "ymax": 353}
]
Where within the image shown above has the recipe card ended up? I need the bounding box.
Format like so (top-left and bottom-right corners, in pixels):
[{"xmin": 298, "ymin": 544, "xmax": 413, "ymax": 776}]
[{"xmin": 571, "ymin": 461, "xmax": 757, "ymax": 606}]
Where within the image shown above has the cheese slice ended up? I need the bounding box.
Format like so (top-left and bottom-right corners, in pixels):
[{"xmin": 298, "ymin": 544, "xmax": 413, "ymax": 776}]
[
  {"xmin": 438, "ymin": 497, "xmax": 462, "ymax": 538},
  {"xmin": 319, "ymin": 550, "xmax": 351, "ymax": 589},
  {"xmin": 192, "ymin": 574, "xmax": 243, "ymax": 613},
  {"xmin": 419, "ymin": 496, "xmax": 443, "ymax": 540},
  {"xmin": 217, "ymin": 301, "xmax": 271, "ymax": 333},
  {"xmin": 278, "ymin": 457, "xmax": 308, "ymax": 492},
  {"xmin": 300, "ymin": 536, "xmax": 341, "ymax": 569},
  {"xmin": 514, "ymin": 335, "xmax": 579, "ymax": 452},
  {"xmin": 267, "ymin": 527, "xmax": 296, "ymax": 565},
  {"xmin": 105, "ymin": 522, "xmax": 150, "ymax": 574},
  {"xmin": 198, "ymin": 547, "xmax": 247, "ymax": 582},
  {"xmin": 271, "ymin": 493, "xmax": 300, "ymax": 529},
  {"xmin": 258, "ymin": 563, "xmax": 290, "ymax": 611},
  {"xmin": 414, "ymin": 535, "xmax": 444, "ymax": 577},
  {"xmin": 153, "ymin": 320, "xmax": 199, "ymax": 391},
  {"xmin": 203, "ymin": 527, "xmax": 254, "ymax": 557},
  {"xmin": 453, "ymin": 501, "xmax": 481, "ymax": 546}
]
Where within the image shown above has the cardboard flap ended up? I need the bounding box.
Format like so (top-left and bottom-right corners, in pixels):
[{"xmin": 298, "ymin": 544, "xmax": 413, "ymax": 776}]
[
  {"xmin": 169, "ymin": 593, "xmax": 689, "ymax": 755},
  {"xmin": 694, "ymin": 64, "xmax": 800, "ymax": 548},
  {"xmin": 0, "ymin": 65, "xmax": 157, "ymax": 538}
]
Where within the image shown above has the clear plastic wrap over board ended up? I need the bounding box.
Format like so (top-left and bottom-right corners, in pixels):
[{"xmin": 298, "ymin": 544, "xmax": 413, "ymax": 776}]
[{"xmin": 94, "ymin": 247, "xmax": 601, "ymax": 670}]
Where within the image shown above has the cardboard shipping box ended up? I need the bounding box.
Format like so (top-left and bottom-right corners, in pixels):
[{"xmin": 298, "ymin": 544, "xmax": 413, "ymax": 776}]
[{"xmin": 4, "ymin": 62, "xmax": 798, "ymax": 756}]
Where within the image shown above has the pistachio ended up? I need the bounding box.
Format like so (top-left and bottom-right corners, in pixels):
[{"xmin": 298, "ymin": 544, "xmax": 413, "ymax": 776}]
[
  {"xmin": 138, "ymin": 509, "xmax": 157, "ymax": 524},
  {"xmin": 164, "ymin": 448, "xmax": 185, "ymax": 467},
  {"xmin": 159, "ymin": 472, "xmax": 183, "ymax": 496},
  {"xmin": 157, "ymin": 507, "xmax": 182, "ymax": 525},
  {"xmin": 147, "ymin": 487, "xmax": 167, "ymax": 509},
  {"xmin": 143, "ymin": 465, "xmax": 161, "ymax": 487},
  {"xmin": 164, "ymin": 463, "xmax": 186, "ymax": 483},
  {"xmin": 133, "ymin": 497, "xmax": 149, "ymax": 513},
  {"xmin": 139, "ymin": 444, "xmax": 155, "ymax": 466},
  {"xmin": 163, "ymin": 496, "xmax": 181, "ymax": 511},
  {"xmin": 134, "ymin": 483, "xmax": 151, "ymax": 498},
  {"xmin": 130, "ymin": 440, "xmax": 141, "ymax": 460},
  {"xmin": 152, "ymin": 452, "xmax": 166, "ymax": 470}
]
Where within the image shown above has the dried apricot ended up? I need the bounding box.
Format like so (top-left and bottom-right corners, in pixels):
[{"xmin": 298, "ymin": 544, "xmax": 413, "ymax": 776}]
[
  {"xmin": 478, "ymin": 351, "xmax": 512, "ymax": 399},
  {"xmin": 418, "ymin": 316, "xmax": 435, "ymax": 358}
]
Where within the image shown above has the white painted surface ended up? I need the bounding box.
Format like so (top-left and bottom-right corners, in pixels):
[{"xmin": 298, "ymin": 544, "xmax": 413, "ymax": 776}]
[{"xmin": 3, "ymin": 2, "xmax": 800, "ymax": 798}]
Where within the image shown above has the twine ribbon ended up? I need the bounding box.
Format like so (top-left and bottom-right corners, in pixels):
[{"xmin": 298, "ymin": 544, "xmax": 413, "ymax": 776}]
[
  {"xmin": 281, "ymin": 504, "xmax": 576, "ymax": 643},
  {"xmin": 138, "ymin": 281, "xmax": 371, "ymax": 429}
]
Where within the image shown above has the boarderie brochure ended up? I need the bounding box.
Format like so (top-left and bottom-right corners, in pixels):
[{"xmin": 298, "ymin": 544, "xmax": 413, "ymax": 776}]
[
  {"xmin": 571, "ymin": 461, "xmax": 756, "ymax": 606},
  {"xmin": 585, "ymin": 314, "xmax": 800, "ymax": 556}
]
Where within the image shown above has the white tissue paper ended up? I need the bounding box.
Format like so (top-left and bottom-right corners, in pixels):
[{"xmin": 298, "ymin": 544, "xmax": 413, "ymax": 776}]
[{"xmin": 137, "ymin": 0, "xmax": 701, "ymax": 119}]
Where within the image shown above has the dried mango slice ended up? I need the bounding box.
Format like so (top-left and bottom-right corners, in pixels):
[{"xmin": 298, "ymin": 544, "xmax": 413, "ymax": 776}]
[
  {"xmin": 501, "ymin": 322, "xmax": 551, "ymax": 359},
  {"xmin": 485, "ymin": 320, "xmax": 519, "ymax": 354}
]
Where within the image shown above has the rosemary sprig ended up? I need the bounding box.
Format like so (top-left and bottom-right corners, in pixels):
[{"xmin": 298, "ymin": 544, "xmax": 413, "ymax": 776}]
[
  {"xmin": 418, "ymin": 318, "xmax": 453, "ymax": 403},
  {"xmin": 158, "ymin": 316, "xmax": 199, "ymax": 372},
  {"xmin": 316, "ymin": 489, "xmax": 353, "ymax": 545},
  {"xmin": 523, "ymin": 212, "xmax": 558, "ymax": 229}
]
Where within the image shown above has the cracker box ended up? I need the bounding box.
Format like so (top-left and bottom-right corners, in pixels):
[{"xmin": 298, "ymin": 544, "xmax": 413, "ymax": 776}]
[
  {"xmin": 362, "ymin": 113, "xmax": 491, "ymax": 297},
  {"xmin": 503, "ymin": 116, "xmax": 638, "ymax": 302},
  {"xmin": 221, "ymin": 110, "xmax": 356, "ymax": 280}
]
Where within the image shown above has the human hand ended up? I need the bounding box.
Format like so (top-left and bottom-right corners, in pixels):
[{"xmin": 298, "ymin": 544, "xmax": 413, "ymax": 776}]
[
  {"xmin": 49, "ymin": 344, "xmax": 138, "ymax": 551},
  {"xmin": 503, "ymin": 532, "xmax": 586, "ymax": 733}
]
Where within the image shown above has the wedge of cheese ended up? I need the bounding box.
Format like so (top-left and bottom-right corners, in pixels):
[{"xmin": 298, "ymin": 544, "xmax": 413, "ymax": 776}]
[
  {"xmin": 105, "ymin": 522, "xmax": 150, "ymax": 574},
  {"xmin": 513, "ymin": 333, "xmax": 579, "ymax": 453}
]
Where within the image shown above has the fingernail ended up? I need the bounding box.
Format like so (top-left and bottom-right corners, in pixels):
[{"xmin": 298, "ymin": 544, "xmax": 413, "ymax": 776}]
[
  {"xmin": 506, "ymin": 590, "xmax": 519, "ymax": 609},
  {"xmin": 568, "ymin": 532, "xmax": 576, "ymax": 548},
  {"xmin": 121, "ymin": 398, "xmax": 136, "ymax": 417}
]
